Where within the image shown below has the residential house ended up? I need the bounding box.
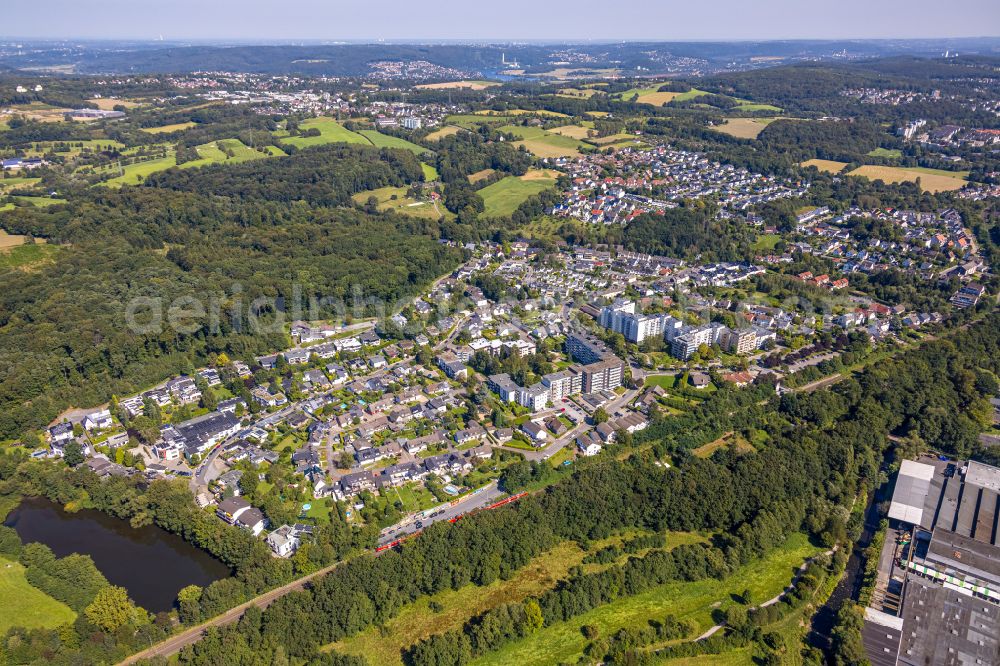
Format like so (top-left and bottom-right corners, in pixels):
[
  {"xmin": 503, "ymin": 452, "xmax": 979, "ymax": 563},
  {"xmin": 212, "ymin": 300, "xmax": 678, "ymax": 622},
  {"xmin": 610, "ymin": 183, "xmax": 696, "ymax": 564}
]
[
  {"xmin": 83, "ymin": 409, "xmax": 113, "ymax": 432},
  {"xmin": 521, "ymin": 421, "xmax": 548, "ymax": 443}
]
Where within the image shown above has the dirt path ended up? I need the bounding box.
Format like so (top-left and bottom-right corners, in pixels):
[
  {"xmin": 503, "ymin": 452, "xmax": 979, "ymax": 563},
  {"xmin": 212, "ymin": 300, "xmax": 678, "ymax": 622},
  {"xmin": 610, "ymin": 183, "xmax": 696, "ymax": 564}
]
[{"xmin": 694, "ymin": 548, "xmax": 836, "ymax": 642}]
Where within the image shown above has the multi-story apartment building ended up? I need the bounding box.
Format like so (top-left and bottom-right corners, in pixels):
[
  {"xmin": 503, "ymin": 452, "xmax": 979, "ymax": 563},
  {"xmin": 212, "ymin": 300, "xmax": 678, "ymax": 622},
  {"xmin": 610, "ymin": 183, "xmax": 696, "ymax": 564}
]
[
  {"xmin": 542, "ymin": 368, "xmax": 583, "ymax": 401},
  {"xmin": 599, "ymin": 300, "xmax": 678, "ymax": 344},
  {"xmin": 721, "ymin": 328, "xmax": 758, "ymax": 355},
  {"xmin": 581, "ymin": 358, "xmax": 624, "ymax": 393}
]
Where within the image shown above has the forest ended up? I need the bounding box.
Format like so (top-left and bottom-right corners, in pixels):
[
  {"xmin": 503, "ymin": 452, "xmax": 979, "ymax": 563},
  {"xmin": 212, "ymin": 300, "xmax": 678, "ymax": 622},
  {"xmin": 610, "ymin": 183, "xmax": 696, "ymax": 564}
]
[
  {"xmin": 0, "ymin": 158, "xmax": 463, "ymax": 439},
  {"xmin": 146, "ymin": 143, "xmax": 425, "ymax": 206}
]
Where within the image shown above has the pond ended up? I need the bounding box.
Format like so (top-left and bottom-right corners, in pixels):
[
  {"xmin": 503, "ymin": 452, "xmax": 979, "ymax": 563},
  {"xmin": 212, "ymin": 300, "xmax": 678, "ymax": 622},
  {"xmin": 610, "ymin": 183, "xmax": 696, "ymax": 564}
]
[{"xmin": 4, "ymin": 496, "xmax": 231, "ymax": 612}]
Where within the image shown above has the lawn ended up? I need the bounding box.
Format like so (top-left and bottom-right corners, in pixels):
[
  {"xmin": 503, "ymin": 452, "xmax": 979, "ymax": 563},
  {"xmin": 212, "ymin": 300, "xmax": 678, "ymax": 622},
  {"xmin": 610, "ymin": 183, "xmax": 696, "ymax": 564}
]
[
  {"xmin": 644, "ymin": 374, "xmax": 679, "ymax": 389},
  {"xmin": 847, "ymin": 164, "xmax": 967, "ymax": 193},
  {"xmin": 472, "ymin": 533, "xmax": 822, "ymax": 666},
  {"xmin": 547, "ymin": 446, "xmax": 575, "ymax": 468},
  {"xmin": 479, "ymin": 169, "xmax": 559, "ymax": 217},
  {"xmin": 800, "ymin": 159, "xmax": 848, "ymax": 174},
  {"xmin": 713, "ymin": 118, "xmax": 777, "ymax": 139},
  {"xmin": 0, "ymin": 556, "xmax": 76, "ymax": 633},
  {"xmin": 357, "ymin": 130, "xmax": 433, "ymax": 155},
  {"xmin": 277, "ymin": 117, "xmax": 369, "ymax": 148},
  {"xmin": 752, "ymin": 233, "xmax": 782, "ymax": 252},
  {"xmin": 388, "ymin": 484, "xmax": 439, "ymax": 513}
]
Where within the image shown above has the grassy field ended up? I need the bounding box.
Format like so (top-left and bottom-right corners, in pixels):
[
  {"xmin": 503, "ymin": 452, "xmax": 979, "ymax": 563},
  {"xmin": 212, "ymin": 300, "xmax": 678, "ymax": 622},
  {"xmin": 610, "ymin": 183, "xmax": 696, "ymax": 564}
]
[
  {"xmin": 0, "ymin": 228, "xmax": 25, "ymax": 248},
  {"xmin": 91, "ymin": 98, "xmax": 140, "ymax": 110},
  {"xmin": 800, "ymin": 159, "xmax": 848, "ymax": 174},
  {"xmin": 619, "ymin": 87, "xmax": 709, "ymax": 106},
  {"xmin": 180, "ymin": 139, "xmax": 284, "ymax": 168},
  {"xmin": 556, "ymin": 88, "xmax": 601, "ymax": 99},
  {"xmin": 733, "ymin": 101, "xmax": 783, "ymax": 112},
  {"xmin": 141, "ymin": 121, "xmax": 198, "ymax": 134},
  {"xmin": 356, "ymin": 130, "xmax": 432, "ymax": 155},
  {"xmin": 11, "ymin": 195, "xmax": 67, "ymax": 207},
  {"xmin": 4, "ymin": 102, "xmax": 74, "ymax": 122},
  {"xmin": 0, "ymin": 242, "xmax": 59, "ymax": 270},
  {"xmin": 99, "ymin": 139, "xmax": 280, "ymax": 186},
  {"xmin": 468, "ymin": 168, "xmax": 496, "ymax": 184},
  {"xmin": 585, "ymin": 132, "xmax": 635, "ymax": 146},
  {"xmin": 867, "ymin": 147, "xmax": 903, "ymax": 159},
  {"xmin": 538, "ymin": 67, "xmax": 621, "ymax": 80},
  {"xmin": 549, "ymin": 124, "xmax": 594, "ymax": 140},
  {"xmin": 351, "ymin": 186, "xmax": 448, "ymax": 221},
  {"xmin": 847, "ymin": 164, "xmax": 967, "ymax": 193},
  {"xmin": 713, "ymin": 118, "xmax": 777, "ymax": 139},
  {"xmin": 425, "ymin": 126, "xmax": 463, "ymax": 141},
  {"xmin": 421, "ymin": 162, "xmax": 439, "ymax": 181},
  {"xmin": 0, "ymin": 177, "xmax": 41, "ymax": 192},
  {"xmin": 479, "ymin": 169, "xmax": 560, "ymax": 217},
  {"xmin": 19, "ymin": 139, "xmax": 125, "ymax": 158},
  {"xmin": 692, "ymin": 432, "xmax": 755, "ymax": 458},
  {"xmin": 328, "ymin": 532, "xmax": 709, "ymax": 666},
  {"xmin": 415, "ymin": 80, "xmax": 500, "ymax": 90},
  {"xmin": 500, "ymin": 125, "xmax": 590, "ymax": 158},
  {"xmin": 277, "ymin": 117, "xmax": 369, "ymax": 148},
  {"xmin": 476, "ymin": 109, "xmax": 569, "ymax": 119},
  {"xmin": 327, "ymin": 541, "xmax": 587, "ymax": 665},
  {"xmin": 100, "ymin": 153, "xmax": 178, "ymax": 187},
  {"xmin": 0, "ymin": 557, "xmax": 76, "ymax": 633},
  {"xmin": 472, "ymin": 533, "xmax": 822, "ymax": 666},
  {"xmin": 444, "ymin": 114, "xmax": 515, "ymax": 129}
]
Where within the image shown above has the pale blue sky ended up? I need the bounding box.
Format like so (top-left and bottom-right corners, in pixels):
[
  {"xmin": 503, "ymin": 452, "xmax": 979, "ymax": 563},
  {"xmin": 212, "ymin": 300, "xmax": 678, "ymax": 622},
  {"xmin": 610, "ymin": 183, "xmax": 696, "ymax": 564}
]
[{"xmin": 4, "ymin": 0, "xmax": 999, "ymax": 41}]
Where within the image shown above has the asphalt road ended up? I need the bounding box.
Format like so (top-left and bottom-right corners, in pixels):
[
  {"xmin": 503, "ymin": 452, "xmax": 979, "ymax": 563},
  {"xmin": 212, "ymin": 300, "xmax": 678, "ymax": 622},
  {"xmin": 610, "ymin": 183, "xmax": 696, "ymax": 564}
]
[{"xmin": 378, "ymin": 480, "xmax": 505, "ymax": 545}]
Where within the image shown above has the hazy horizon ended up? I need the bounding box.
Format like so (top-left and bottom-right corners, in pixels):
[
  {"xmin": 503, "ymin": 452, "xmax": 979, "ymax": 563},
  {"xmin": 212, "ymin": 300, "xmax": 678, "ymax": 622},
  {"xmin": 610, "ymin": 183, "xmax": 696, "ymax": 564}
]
[{"xmin": 5, "ymin": 0, "xmax": 1000, "ymax": 42}]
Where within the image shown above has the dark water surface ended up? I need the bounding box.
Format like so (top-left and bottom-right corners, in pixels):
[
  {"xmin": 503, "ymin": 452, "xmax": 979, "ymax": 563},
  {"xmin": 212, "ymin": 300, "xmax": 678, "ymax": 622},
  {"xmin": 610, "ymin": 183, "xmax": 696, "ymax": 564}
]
[{"xmin": 4, "ymin": 496, "xmax": 230, "ymax": 612}]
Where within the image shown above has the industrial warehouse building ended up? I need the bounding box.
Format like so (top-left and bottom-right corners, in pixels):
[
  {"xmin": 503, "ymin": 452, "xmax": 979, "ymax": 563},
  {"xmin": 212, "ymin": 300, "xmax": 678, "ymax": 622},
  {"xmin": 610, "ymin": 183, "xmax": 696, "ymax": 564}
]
[{"xmin": 864, "ymin": 458, "xmax": 1000, "ymax": 666}]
